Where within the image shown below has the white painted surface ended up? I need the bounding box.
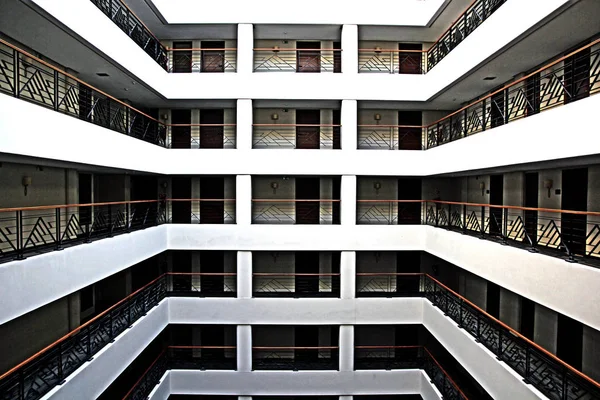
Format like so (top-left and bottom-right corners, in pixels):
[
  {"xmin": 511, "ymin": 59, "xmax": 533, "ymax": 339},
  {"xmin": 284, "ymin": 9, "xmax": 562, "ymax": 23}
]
[
  {"xmin": 42, "ymin": 300, "xmax": 168, "ymax": 400},
  {"xmin": 3, "ymin": 93, "xmax": 600, "ymax": 176},
  {"xmin": 28, "ymin": 0, "xmax": 569, "ymax": 100},
  {"xmin": 148, "ymin": 0, "xmax": 446, "ymax": 25},
  {"xmin": 422, "ymin": 301, "xmax": 546, "ymax": 400},
  {"xmin": 148, "ymin": 371, "xmax": 171, "ymax": 400},
  {"xmin": 0, "ymin": 225, "xmax": 167, "ymax": 325}
]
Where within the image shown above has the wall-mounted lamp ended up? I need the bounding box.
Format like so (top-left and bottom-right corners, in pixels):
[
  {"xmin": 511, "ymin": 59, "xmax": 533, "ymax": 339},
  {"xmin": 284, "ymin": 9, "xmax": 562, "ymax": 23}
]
[
  {"xmin": 374, "ymin": 113, "xmax": 382, "ymax": 125},
  {"xmin": 270, "ymin": 181, "xmax": 280, "ymax": 194},
  {"xmin": 160, "ymin": 181, "xmax": 168, "ymax": 190},
  {"xmin": 272, "ymin": 45, "xmax": 280, "ymax": 53},
  {"xmin": 543, "ymin": 179, "xmax": 553, "ymax": 198},
  {"xmin": 374, "ymin": 251, "xmax": 381, "ymax": 263},
  {"xmin": 479, "ymin": 181, "xmax": 486, "ymax": 196},
  {"xmin": 271, "ymin": 251, "xmax": 279, "ymax": 262},
  {"xmin": 373, "ymin": 181, "xmax": 382, "ymax": 195},
  {"xmin": 374, "ymin": 46, "xmax": 382, "ymax": 54},
  {"xmin": 271, "ymin": 113, "xmax": 279, "ymax": 122},
  {"xmin": 22, "ymin": 176, "xmax": 32, "ymax": 196},
  {"xmin": 160, "ymin": 113, "xmax": 169, "ymax": 121}
]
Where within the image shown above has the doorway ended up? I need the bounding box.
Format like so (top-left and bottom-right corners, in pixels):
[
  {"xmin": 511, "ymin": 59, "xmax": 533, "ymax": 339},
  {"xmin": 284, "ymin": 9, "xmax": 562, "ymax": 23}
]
[
  {"xmin": 564, "ymin": 47, "xmax": 590, "ymax": 104},
  {"xmin": 200, "ymin": 109, "xmax": 224, "ymax": 148},
  {"xmin": 333, "ymin": 41, "xmax": 341, "ymax": 73},
  {"xmin": 200, "ymin": 177, "xmax": 225, "ymax": 224},
  {"xmin": 561, "ymin": 168, "xmax": 588, "ymax": 255},
  {"xmin": 201, "ymin": 41, "xmax": 226, "ymax": 73},
  {"xmin": 520, "ymin": 297, "xmax": 535, "ymax": 340},
  {"xmin": 295, "ymin": 251, "xmax": 320, "ymax": 295},
  {"xmin": 525, "ymin": 73, "xmax": 541, "ymax": 116},
  {"xmin": 296, "ymin": 110, "xmax": 321, "ymax": 149},
  {"xmin": 172, "ymin": 250, "xmax": 192, "ymax": 291},
  {"xmin": 486, "ymin": 282, "xmax": 500, "ymax": 319},
  {"xmin": 396, "ymin": 251, "xmax": 420, "ymax": 294},
  {"xmin": 172, "ymin": 41, "xmax": 192, "ymax": 73},
  {"xmin": 557, "ymin": 314, "xmax": 583, "ymax": 370},
  {"xmin": 397, "ymin": 178, "xmax": 421, "ymax": 224},
  {"xmin": 171, "ymin": 110, "xmax": 191, "ymax": 149},
  {"xmin": 79, "ymin": 173, "xmax": 92, "ymax": 227},
  {"xmin": 524, "ymin": 173, "xmax": 539, "ymax": 244},
  {"xmin": 332, "ymin": 109, "xmax": 341, "ymax": 149},
  {"xmin": 295, "ymin": 326, "xmax": 319, "ymax": 361},
  {"xmin": 397, "ymin": 111, "xmax": 422, "ymax": 150},
  {"xmin": 490, "ymin": 91, "xmax": 506, "ymax": 128},
  {"xmin": 296, "ymin": 178, "xmax": 320, "ymax": 224},
  {"xmin": 297, "ymin": 42, "xmax": 321, "ymax": 73},
  {"xmin": 489, "ymin": 175, "xmax": 504, "ymax": 235},
  {"xmin": 201, "ymin": 325, "xmax": 226, "ymax": 360},
  {"xmin": 200, "ymin": 251, "xmax": 225, "ymax": 295},
  {"xmin": 171, "ymin": 176, "xmax": 191, "ymax": 223},
  {"xmin": 398, "ymin": 43, "xmax": 422, "ymax": 74}
]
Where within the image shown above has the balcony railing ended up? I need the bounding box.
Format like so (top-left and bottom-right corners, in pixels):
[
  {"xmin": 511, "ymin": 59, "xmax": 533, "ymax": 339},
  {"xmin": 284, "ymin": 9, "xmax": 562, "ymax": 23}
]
[
  {"xmin": 356, "ymin": 273, "xmax": 422, "ymax": 297},
  {"xmin": 358, "ymin": 0, "xmax": 506, "ymax": 74},
  {"xmin": 358, "ymin": 38, "xmax": 600, "ymax": 150},
  {"xmin": 252, "ymin": 199, "xmax": 340, "ymax": 225},
  {"xmin": 90, "ymin": 0, "xmax": 168, "ymax": 70},
  {"xmin": 252, "ymin": 347, "xmax": 339, "ymax": 370},
  {"xmin": 356, "ymin": 200, "xmax": 422, "ymax": 225},
  {"xmin": 252, "ymin": 124, "xmax": 341, "ymax": 149},
  {"xmin": 168, "ymin": 273, "xmax": 237, "ymax": 297},
  {"xmin": 167, "ymin": 124, "xmax": 237, "ymax": 149},
  {"xmin": 166, "ymin": 48, "xmax": 237, "ymax": 73},
  {"xmin": 253, "ymin": 48, "xmax": 342, "ymax": 73},
  {"xmin": 354, "ymin": 346, "xmax": 467, "ymax": 400},
  {"xmin": 165, "ymin": 199, "xmax": 236, "ymax": 224},
  {"xmin": 252, "ymin": 273, "xmax": 340, "ymax": 297}
]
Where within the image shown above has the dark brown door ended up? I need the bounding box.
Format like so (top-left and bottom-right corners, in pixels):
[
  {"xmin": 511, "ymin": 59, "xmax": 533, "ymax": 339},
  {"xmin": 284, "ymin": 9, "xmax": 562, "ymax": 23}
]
[
  {"xmin": 525, "ymin": 73, "xmax": 541, "ymax": 116},
  {"xmin": 78, "ymin": 84, "xmax": 93, "ymax": 121},
  {"xmin": 297, "ymin": 42, "xmax": 321, "ymax": 73},
  {"xmin": 332, "ymin": 176, "xmax": 340, "ymax": 225},
  {"xmin": 296, "ymin": 110, "xmax": 320, "ymax": 149},
  {"xmin": 131, "ymin": 175, "xmax": 158, "ymax": 226},
  {"xmin": 200, "ymin": 177, "xmax": 225, "ymax": 224},
  {"xmin": 172, "ymin": 250, "xmax": 192, "ymax": 291},
  {"xmin": 171, "ymin": 109, "xmax": 191, "ymax": 149},
  {"xmin": 489, "ymin": 175, "xmax": 504, "ymax": 235},
  {"xmin": 524, "ymin": 172, "xmax": 538, "ymax": 244},
  {"xmin": 79, "ymin": 173, "xmax": 92, "ymax": 227},
  {"xmin": 333, "ymin": 41, "xmax": 341, "ymax": 73},
  {"xmin": 296, "ymin": 178, "xmax": 320, "ymax": 224},
  {"xmin": 520, "ymin": 297, "xmax": 535, "ymax": 340},
  {"xmin": 201, "ymin": 325, "xmax": 226, "ymax": 360},
  {"xmin": 200, "ymin": 109, "xmax": 224, "ymax": 148},
  {"xmin": 173, "ymin": 41, "xmax": 192, "ymax": 73},
  {"xmin": 490, "ymin": 91, "xmax": 506, "ymax": 128},
  {"xmin": 396, "ymin": 251, "xmax": 420, "ymax": 294},
  {"xmin": 295, "ymin": 251, "xmax": 319, "ymax": 295},
  {"xmin": 398, "ymin": 43, "xmax": 422, "ymax": 74},
  {"xmin": 564, "ymin": 47, "xmax": 590, "ymax": 104},
  {"xmin": 562, "ymin": 168, "xmax": 588, "ymax": 255},
  {"xmin": 398, "ymin": 111, "xmax": 422, "ymax": 150},
  {"xmin": 557, "ymin": 314, "xmax": 583, "ymax": 370},
  {"xmin": 295, "ymin": 326, "xmax": 319, "ymax": 361},
  {"xmin": 397, "ymin": 178, "xmax": 421, "ymax": 224},
  {"xmin": 486, "ymin": 281, "xmax": 500, "ymax": 319},
  {"xmin": 332, "ymin": 109, "xmax": 341, "ymax": 150},
  {"xmin": 200, "ymin": 251, "xmax": 225, "ymax": 295},
  {"xmin": 201, "ymin": 41, "xmax": 225, "ymax": 73},
  {"xmin": 172, "ymin": 176, "xmax": 191, "ymax": 223}
]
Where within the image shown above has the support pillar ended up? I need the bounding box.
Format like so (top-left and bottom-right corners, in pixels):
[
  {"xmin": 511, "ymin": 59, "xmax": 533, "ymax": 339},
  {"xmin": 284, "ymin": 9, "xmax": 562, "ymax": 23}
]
[
  {"xmin": 237, "ymin": 325, "xmax": 252, "ymax": 372},
  {"xmin": 341, "ymin": 24, "xmax": 358, "ymax": 74},
  {"xmin": 341, "ymin": 100, "xmax": 357, "ymax": 151},
  {"xmin": 237, "ymin": 251, "xmax": 252, "ymax": 299},
  {"xmin": 236, "ymin": 175, "xmax": 252, "ymax": 225},
  {"xmin": 339, "ymin": 325, "xmax": 354, "ymax": 371},
  {"xmin": 341, "ymin": 175, "xmax": 357, "ymax": 226},
  {"xmin": 237, "ymin": 99, "xmax": 253, "ymax": 150},
  {"xmin": 237, "ymin": 24, "xmax": 254, "ymax": 74},
  {"xmin": 341, "ymin": 251, "xmax": 356, "ymax": 299}
]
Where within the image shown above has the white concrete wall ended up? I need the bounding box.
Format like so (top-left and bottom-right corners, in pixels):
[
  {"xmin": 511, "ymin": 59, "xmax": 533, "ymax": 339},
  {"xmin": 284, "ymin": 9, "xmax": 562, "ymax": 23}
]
[
  {"xmin": 4, "ymin": 93, "xmax": 600, "ymax": 177},
  {"xmin": 28, "ymin": 0, "xmax": 570, "ymax": 101}
]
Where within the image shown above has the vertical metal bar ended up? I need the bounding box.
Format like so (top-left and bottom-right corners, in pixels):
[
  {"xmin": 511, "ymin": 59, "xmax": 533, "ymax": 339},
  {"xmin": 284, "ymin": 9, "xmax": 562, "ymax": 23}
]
[
  {"xmin": 503, "ymin": 208, "xmax": 508, "ymax": 243},
  {"xmin": 13, "ymin": 49, "xmax": 19, "ymax": 98},
  {"xmin": 463, "ymin": 107, "xmax": 468, "ymax": 138},
  {"xmin": 463, "ymin": 204, "xmax": 467, "ymax": 234},
  {"xmin": 390, "ymin": 51, "xmax": 394, "ymax": 74},
  {"xmin": 126, "ymin": 202, "xmax": 131, "ymax": 232},
  {"xmin": 497, "ymin": 329, "xmax": 503, "ymax": 358},
  {"xmin": 482, "ymin": 97, "xmax": 486, "ymax": 131},
  {"xmin": 55, "ymin": 208, "xmax": 62, "ymax": 250},
  {"xmin": 57, "ymin": 342, "xmax": 63, "ymax": 382},
  {"xmin": 108, "ymin": 204, "xmax": 113, "ymax": 237},
  {"xmin": 53, "ymin": 70, "xmax": 59, "ymax": 111},
  {"xmin": 481, "ymin": 206, "xmax": 486, "ymax": 238},
  {"xmin": 525, "ymin": 346, "xmax": 531, "ymax": 381},
  {"xmin": 16, "ymin": 210, "xmax": 23, "ymax": 260}
]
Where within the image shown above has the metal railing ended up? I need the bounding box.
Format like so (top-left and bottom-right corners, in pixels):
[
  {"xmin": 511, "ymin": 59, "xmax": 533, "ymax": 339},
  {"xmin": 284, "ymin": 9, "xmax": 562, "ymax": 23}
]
[
  {"xmin": 90, "ymin": 0, "xmax": 168, "ymax": 70},
  {"xmin": 252, "ymin": 199, "xmax": 340, "ymax": 225},
  {"xmin": 252, "ymin": 124, "xmax": 341, "ymax": 149},
  {"xmin": 356, "ymin": 200, "xmax": 422, "ymax": 225},
  {"xmin": 355, "ymin": 345, "xmax": 468, "ymax": 399},
  {"xmin": 358, "ymin": 38, "xmax": 600, "ymax": 150},
  {"xmin": 167, "ymin": 124, "xmax": 236, "ymax": 149},
  {"xmin": 167, "ymin": 48, "xmax": 237, "ymax": 73},
  {"xmin": 358, "ymin": 0, "xmax": 506, "ymax": 74},
  {"xmin": 165, "ymin": 199, "xmax": 236, "ymax": 224},
  {"xmin": 252, "ymin": 347, "xmax": 339, "ymax": 370},
  {"xmin": 252, "ymin": 273, "xmax": 340, "ymax": 297},
  {"xmin": 168, "ymin": 272, "xmax": 237, "ymax": 297},
  {"xmin": 253, "ymin": 48, "xmax": 341, "ymax": 72},
  {"xmin": 356, "ymin": 273, "xmax": 422, "ymax": 297}
]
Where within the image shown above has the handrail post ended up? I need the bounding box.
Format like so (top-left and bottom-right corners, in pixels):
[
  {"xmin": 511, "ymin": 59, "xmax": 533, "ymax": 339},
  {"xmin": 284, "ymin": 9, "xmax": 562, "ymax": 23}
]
[
  {"xmin": 108, "ymin": 204, "xmax": 113, "ymax": 237},
  {"xmin": 13, "ymin": 49, "xmax": 19, "ymax": 98},
  {"xmin": 525, "ymin": 345, "xmax": 531, "ymax": 383},
  {"xmin": 462, "ymin": 204, "xmax": 467, "ymax": 234},
  {"xmin": 57, "ymin": 342, "xmax": 63, "ymax": 383},
  {"xmin": 480, "ymin": 206, "xmax": 486, "ymax": 238},
  {"xmin": 482, "ymin": 97, "xmax": 487, "ymax": 131},
  {"xmin": 126, "ymin": 202, "xmax": 131, "ymax": 232},
  {"xmin": 16, "ymin": 210, "xmax": 24, "ymax": 260},
  {"xmin": 55, "ymin": 207, "xmax": 62, "ymax": 250},
  {"xmin": 497, "ymin": 329, "xmax": 503, "ymax": 359},
  {"xmin": 502, "ymin": 207, "xmax": 508, "ymax": 244},
  {"xmin": 53, "ymin": 70, "xmax": 59, "ymax": 111}
]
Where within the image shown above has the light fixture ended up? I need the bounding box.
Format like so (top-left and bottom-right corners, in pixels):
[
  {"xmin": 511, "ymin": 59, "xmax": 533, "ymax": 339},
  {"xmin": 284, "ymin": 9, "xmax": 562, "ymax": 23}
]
[
  {"xmin": 479, "ymin": 181, "xmax": 486, "ymax": 196},
  {"xmin": 271, "ymin": 113, "xmax": 279, "ymax": 121},
  {"xmin": 374, "ymin": 251, "xmax": 381, "ymax": 263},
  {"xmin": 272, "ymin": 45, "xmax": 280, "ymax": 53},
  {"xmin": 160, "ymin": 181, "xmax": 168, "ymax": 190},
  {"xmin": 270, "ymin": 181, "xmax": 280, "ymax": 194},
  {"xmin": 374, "ymin": 46, "xmax": 382, "ymax": 54},
  {"xmin": 483, "ymin": 76, "xmax": 497, "ymax": 81},
  {"xmin": 161, "ymin": 113, "xmax": 169, "ymax": 121},
  {"xmin": 373, "ymin": 181, "xmax": 382, "ymax": 195},
  {"xmin": 543, "ymin": 179, "xmax": 553, "ymax": 198},
  {"xmin": 22, "ymin": 176, "xmax": 32, "ymax": 196},
  {"xmin": 96, "ymin": 72, "xmax": 109, "ymax": 77},
  {"xmin": 271, "ymin": 251, "xmax": 279, "ymax": 262},
  {"xmin": 374, "ymin": 113, "xmax": 382, "ymax": 124}
]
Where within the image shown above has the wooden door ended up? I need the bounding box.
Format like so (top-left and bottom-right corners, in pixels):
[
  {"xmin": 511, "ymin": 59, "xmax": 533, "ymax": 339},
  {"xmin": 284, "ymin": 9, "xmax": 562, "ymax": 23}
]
[
  {"xmin": 396, "ymin": 251, "xmax": 420, "ymax": 294},
  {"xmin": 397, "ymin": 178, "xmax": 421, "ymax": 224},
  {"xmin": 332, "ymin": 176, "xmax": 340, "ymax": 225},
  {"xmin": 520, "ymin": 297, "xmax": 535, "ymax": 340},
  {"xmin": 398, "ymin": 43, "xmax": 422, "ymax": 74},
  {"xmin": 79, "ymin": 173, "xmax": 92, "ymax": 227},
  {"xmin": 524, "ymin": 172, "xmax": 539, "ymax": 243},
  {"xmin": 489, "ymin": 175, "xmax": 504, "ymax": 235},
  {"xmin": 172, "ymin": 250, "xmax": 192, "ymax": 291},
  {"xmin": 201, "ymin": 325, "xmax": 226, "ymax": 360},
  {"xmin": 562, "ymin": 168, "xmax": 588, "ymax": 255},
  {"xmin": 200, "ymin": 251, "xmax": 225, "ymax": 295},
  {"xmin": 486, "ymin": 282, "xmax": 500, "ymax": 319},
  {"xmin": 200, "ymin": 109, "xmax": 224, "ymax": 148},
  {"xmin": 398, "ymin": 111, "xmax": 422, "ymax": 150},
  {"xmin": 200, "ymin": 177, "xmax": 225, "ymax": 224},
  {"xmin": 173, "ymin": 41, "xmax": 192, "ymax": 73},
  {"xmin": 297, "ymin": 42, "xmax": 321, "ymax": 73},
  {"xmin": 490, "ymin": 91, "xmax": 506, "ymax": 128},
  {"xmin": 295, "ymin": 251, "xmax": 319, "ymax": 295},
  {"xmin": 333, "ymin": 41, "xmax": 341, "ymax": 73},
  {"xmin": 171, "ymin": 176, "xmax": 191, "ymax": 223},
  {"xmin": 296, "ymin": 109, "xmax": 320, "ymax": 149},
  {"xmin": 201, "ymin": 41, "xmax": 225, "ymax": 73},
  {"xmin": 557, "ymin": 314, "xmax": 583, "ymax": 370},
  {"xmin": 564, "ymin": 47, "xmax": 590, "ymax": 103},
  {"xmin": 171, "ymin": 109, "xmax": 191, "ymax": 149},
  {"xmin": 332, "ymin": 109, "xmax": 341, "ymax": 149},
  {"xmin": 295, "ymin": 326, "xmax": 319, "ymax": 361},
  {"xmin": 525, "ymin": 73, "xmax": 541, "ymax": 116},
  {"xmin": 296, "ymin": 178, "xmax": 320, "ymax": 224}
]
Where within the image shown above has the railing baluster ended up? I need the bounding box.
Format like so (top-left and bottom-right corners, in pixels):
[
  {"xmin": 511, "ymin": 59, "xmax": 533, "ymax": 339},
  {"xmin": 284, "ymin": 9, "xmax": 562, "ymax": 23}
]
[
  {"xmin": 16, "ymin": 210, "xmax": 23, "ymax": 260},
  {"xmin": 55, "ymin": 208, "xmax": 62, "ymax": 250}
]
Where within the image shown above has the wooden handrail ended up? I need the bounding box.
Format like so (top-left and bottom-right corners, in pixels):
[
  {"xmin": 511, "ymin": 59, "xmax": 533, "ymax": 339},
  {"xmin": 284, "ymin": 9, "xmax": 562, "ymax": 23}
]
[
  {"xmin": 428, "ymin": 0, "xmax": 479, "ymax": 49},
  {"xmin": 111, "ymin": 0, "xmax": 162, "ymax": 45},
  {"xmin": 252, "ymin": 199, "xmax": 340, "ymax": 203},
  {"xmin": 358, "ymin": 124, "xmax": 423, "ymax": 128},
  {"xmin": 355, "ymin": 345, "xmax": 422, "ymax": 349},
  {"xmin": 166, "ymin": 123, "xmax": 236, "ymax": 127},
  {"xmin": 0, "ymin": 273, "xmax": 167, "ymax": 380},
  {"xmin": 0, "ymin": 199, "xmax": 158, "ymax": 213},
  {"xmin": 253, "ymin": 273, "xmax": 340, "ymax": 276},
  {"xmin": 253, "ymin": 123, "xmax": 342, "ymax": 127},
  {"xmin": 253, "ymin": 346, "xmax": 339, "ymax": 350},
  {"xmin": 168, "ymin": 345, "xmax": 236, "ymax": 349},
  {"xmin": 356, "ymin": 272, "xmax": 424, "ymax": 276},
  {"xmin": 253, "ymin": 48, "xmax": 342, "ymax": 51},
  {"xmin": 168, "ymin": 198, "xmax": 236, "ymax": 202},
  {"xmin": 422, "ymin": 346, "xmax": 469, "ymax": 399},
  {"xmin": 167, "ymin": 48, "xmax": 237, "ymax": 51},
  {"xmin": 358, "ymin": 49, "xmax": 426, "ymax": 53},
  {"xmin": 425, "ymin": 273, "xmax": 600, "ymax": 388},
  {"xmin": 168, "ymin": 272, "xmax": 237, "ymax": 276},
  {"xmin": 121, "ymin": 348, "xmax": 166, "ymax": 400}
]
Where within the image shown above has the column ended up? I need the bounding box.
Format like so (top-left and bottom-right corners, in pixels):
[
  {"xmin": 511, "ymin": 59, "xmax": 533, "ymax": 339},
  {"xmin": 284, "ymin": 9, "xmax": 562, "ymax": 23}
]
[
  {"xmin": 237, "ymin": 325, "xmax": 252, "ymax": 372},
  {"xmin": 339, "ymin": 325, "xmax": 354, "ymax": 371},
  {"xmin": 341, "ymin": 175, "xmax": 357, "ymax": 226},
  {"xmin": 237, "ymin": 251, "xmax": 252, "ymax": 299},
  {"xmin": 237, "ymin": 23, "xmax": 254, "ymax": 74},
  {"xmin": 237, "ymin": 99, "xmax": 253, "ymax": 150},
  {"xmin": 340, "ymin": 251, "xmax": 356, "ymax": 299},
  {"xmin": 341, "ymin": 100, "xmax": 357, "ymax": 151},
  {"xmin": 341, "ymin": 24, "xmax": 358, "ymax": 75},
  {"xmin": 236, "ymin": 175, "xmax": 252, "ymax": 225}
]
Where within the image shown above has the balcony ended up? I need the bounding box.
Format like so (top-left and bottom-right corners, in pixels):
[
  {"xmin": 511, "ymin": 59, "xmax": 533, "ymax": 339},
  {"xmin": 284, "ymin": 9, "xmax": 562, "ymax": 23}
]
[
  {"xmin": 162, "ymin": 108, "xmax": 237, "ymax": 149},
  {"xmin": 164, "ymin": 44, "xmax": 237, "ymax": 73},
  {"xmin": 253, "ymin": 273, "xmax": 340, "ymax": 298},
  {"xmin": 168, "ymin": 273, "xmax": 237, "ymax": 297},
  {"xmin": 356, "ymin": 273, "xmax": 422, "ymax": 297},
  {"xmin": 254, "ymin": 41, "xmax": 341, "ymax": 73},
  {"xmin": 252, "ymin": 347, "xmax": 339, "ymax": 370}
]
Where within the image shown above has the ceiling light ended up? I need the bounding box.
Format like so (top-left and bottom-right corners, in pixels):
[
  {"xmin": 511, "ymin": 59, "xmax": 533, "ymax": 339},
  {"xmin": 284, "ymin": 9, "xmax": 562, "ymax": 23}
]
[
  {"xmin": 483, "ymin": 76, "xmax": 497, "ymax": 81},
  {"xmin": 96, "ymin": 72, "xmax": 109, "ymax": 77}
]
